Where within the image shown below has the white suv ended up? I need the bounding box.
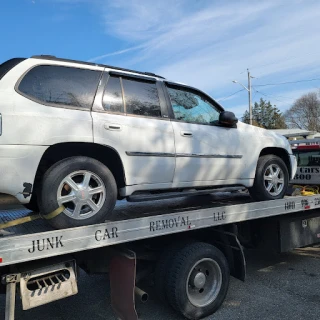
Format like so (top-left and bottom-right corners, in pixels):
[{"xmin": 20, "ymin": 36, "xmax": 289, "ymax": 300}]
[{"xmin": 0, "ymin": 55, "xmax": 297, "ymax": 228}]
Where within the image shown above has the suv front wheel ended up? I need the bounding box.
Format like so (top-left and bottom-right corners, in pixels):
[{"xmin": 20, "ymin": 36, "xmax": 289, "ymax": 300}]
[
  {"xmin": 249, "ymin": 154, "xmax": 289, "ymax": 201},
  {"xmin": 39, "ymin": 156, "xmax": 117, "ymax": 229}
]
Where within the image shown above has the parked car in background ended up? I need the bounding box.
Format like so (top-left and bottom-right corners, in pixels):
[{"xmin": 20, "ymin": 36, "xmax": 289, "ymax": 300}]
[{"xmin": 0, "ymin": 55, "xmax": 297, "ymax": 228}]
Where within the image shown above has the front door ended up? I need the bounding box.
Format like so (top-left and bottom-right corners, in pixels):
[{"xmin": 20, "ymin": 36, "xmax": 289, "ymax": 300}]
[
  {"xmin": 165, "ymin": 84, "xmax": 245, "ymax": 186},
  {"xmin": 92, "ymin": 73, "xmax": 175, "ymax": 187}
]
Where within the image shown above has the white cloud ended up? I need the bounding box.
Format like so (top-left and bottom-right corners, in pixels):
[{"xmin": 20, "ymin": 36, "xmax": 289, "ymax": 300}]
[
  {"xmin": 79, "ymin": 0, "xmax": 320, "ymax": 114},
  {"xmin": 88, "ymin": 44, "xmax": 145, "ymax": 62}
]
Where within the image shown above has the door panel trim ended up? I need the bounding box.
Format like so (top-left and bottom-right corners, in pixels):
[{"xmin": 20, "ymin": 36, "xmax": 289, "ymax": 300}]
[
  {"xmin": 177, "ymin": 153, "xmax": 242, "ymax": 159},
  {"xmin": 126, "ymin": 151, "xmax": 242, "ymax": 159},
  {"xmin": 126, "ymin": 151, "xmax": 175, "ymax": 157}
]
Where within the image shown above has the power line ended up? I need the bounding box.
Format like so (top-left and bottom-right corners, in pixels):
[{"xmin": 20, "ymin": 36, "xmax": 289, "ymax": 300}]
[
  {"xmin": 252, "ymin": 89, "xmax": 257, "ymax": 102},
  {"xmin": 252, "ymin": 88, "xmax": 289, "ymax": 103},
  {"xmin": 252, "ymin": 87, "xmax": 295, "ymax": 102},
  {"xmin": 217, "ymin": 88, "xmax": 245, "ymax": 101},
  {"xmin": 254, "ymin": 78, "xmax": 320, "ymax": 87}
]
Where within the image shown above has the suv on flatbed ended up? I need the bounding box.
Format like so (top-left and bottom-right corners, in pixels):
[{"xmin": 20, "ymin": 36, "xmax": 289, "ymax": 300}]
[{"xmin": 0, "ymin": 55, "xmax": 297, "ymax": 228}]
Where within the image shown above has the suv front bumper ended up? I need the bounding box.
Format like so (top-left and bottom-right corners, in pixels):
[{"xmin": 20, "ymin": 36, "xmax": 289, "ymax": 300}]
[{"xmin": 289, "ymin": 154, "xmax": 297, "ymax": 180}]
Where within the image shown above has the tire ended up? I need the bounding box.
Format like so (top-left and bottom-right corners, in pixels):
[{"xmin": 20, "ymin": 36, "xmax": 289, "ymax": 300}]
[
  {"xmin": 249, "ymin": 155, "xmax": 289, "ymax": 201},
  {"xmin": 39, "ymin": 156, "xmax": 117, "ymax": 229},
  {"xmin": 154, "ymin": 240, "xmax": 195, "ymax": 303},
  {"xmin": 165, "ymin": 242, "xmax": 230, "ymax": 320}
]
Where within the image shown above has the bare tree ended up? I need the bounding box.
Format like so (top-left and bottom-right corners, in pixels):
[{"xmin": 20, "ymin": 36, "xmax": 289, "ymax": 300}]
[{"xmin": 284, "ymin": 92, "xmax": 320, "ymax": 131}]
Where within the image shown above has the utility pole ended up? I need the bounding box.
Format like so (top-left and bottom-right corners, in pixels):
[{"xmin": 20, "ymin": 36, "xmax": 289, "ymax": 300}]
[
  {"xmin": 232, "ymin": 71, "xmax": 254, "ymax": 125},
  {"xmin": 248, "ymin": 69, "xmax": 252, "ymax": 125}
]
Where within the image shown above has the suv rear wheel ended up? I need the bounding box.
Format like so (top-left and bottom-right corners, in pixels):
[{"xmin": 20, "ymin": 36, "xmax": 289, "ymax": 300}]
[{"xmin": 39, "ymin": 156, "xmax": 117, "ymax": 229}]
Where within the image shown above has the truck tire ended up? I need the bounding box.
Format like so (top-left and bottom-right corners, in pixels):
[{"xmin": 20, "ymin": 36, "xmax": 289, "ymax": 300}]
[
  {"xmin": 249, "ymin": 155, "xmax": 289, "ymax": 201},
  {"xmin": 165, "ymin": 242, "xmax": 230, "ymax": 320},
  {"xmin": 155, "ymin": 240, "xmax": 195, "ymax": 303},
  {"xmin": 39, "ymin": 156, "xmax": 117, "ymax": 229}
]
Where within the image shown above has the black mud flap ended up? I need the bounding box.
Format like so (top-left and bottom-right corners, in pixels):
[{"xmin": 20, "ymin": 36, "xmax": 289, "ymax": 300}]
[{"xmin": 205, "ymin": 227, "xmax": 246, "ymax": 281}]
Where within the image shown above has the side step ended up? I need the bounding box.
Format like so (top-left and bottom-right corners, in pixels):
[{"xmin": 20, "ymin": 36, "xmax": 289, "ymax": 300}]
[{"xmin": 127, "ymin": 187, "xmax": 244, "ymax": 202}]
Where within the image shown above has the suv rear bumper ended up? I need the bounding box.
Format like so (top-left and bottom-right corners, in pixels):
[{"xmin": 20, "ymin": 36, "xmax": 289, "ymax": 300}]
[{"xmin": 0, "ymin": 145, "xmax": 47, "ymax": 203}]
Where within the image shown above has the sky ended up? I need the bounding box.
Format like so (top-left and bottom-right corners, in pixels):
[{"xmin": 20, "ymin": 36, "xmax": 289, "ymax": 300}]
[{"xmin": 1, "ymin": 0, "xmax": 320, "ymax": 118}]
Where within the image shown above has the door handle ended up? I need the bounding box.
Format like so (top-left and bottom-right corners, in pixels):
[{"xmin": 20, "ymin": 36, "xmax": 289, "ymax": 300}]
[
  {"xmin": 104, "ymin": 124, "xmax": 122, "ymax": 131},
  {"xmin": 181, "ymin": 131, "xmax": 193, "ymax": 137}
]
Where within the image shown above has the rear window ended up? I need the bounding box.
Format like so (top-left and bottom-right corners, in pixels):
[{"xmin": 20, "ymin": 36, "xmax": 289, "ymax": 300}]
[
  {"xmin": 17, "ymin": 65, "xmax": 102, "ymax": 109},
  {"xmin": 0, "ymin": 58, "xmax": 25, "ymax": 80}
]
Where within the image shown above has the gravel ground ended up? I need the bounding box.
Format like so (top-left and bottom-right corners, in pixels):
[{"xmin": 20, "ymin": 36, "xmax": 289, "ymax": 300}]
[{"xmin": 1, "ymin": 245, "xmax": 319, "ymax": 320}]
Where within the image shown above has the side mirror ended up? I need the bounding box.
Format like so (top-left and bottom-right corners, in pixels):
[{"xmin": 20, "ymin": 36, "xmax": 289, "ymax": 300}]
[{"xmin": 219, "ymin": 111, "xmax": 238, "ymax": 127}]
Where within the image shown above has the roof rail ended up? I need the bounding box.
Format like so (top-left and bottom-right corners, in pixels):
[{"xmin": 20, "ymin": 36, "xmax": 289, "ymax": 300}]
[{"xmin": 31, "ymin": 55, "xmax": 165, "ymax": 79}]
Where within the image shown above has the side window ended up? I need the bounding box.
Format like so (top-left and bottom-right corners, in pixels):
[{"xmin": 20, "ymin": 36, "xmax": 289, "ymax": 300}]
[
  {"xmin": 122, "ymin": 78, "xmax": 161, "ymax": 117},
  {"xmin": 102, "ymin": 76, "xmax": 124, "ymax": 113},
  {"xmin": 18, "ymin": 65, "xmax": 101, "ymax": 109},
  {"xmin": 167, "ymin": 86, "xmax": 220, "ymax": 124}
]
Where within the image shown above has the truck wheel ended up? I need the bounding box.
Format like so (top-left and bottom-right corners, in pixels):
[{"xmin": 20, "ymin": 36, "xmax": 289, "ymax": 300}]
[
  {"xmin": 165, "ymin": 242, "xmax": 229, "ymax": 320},
  {"xmin": 249, "ymin": 155, "xmax": 289, "ymax": 201},
  {"xmin": 39, "ymin": 156, "xmax": 117, "ymax": 229},
  {"xmin": 155, "ymin": 240, "xmax": 195, "ymax": 303}
]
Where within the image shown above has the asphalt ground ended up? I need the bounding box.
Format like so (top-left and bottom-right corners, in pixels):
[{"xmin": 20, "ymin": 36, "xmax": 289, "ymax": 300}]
[{"xmin": 1, "ymin": 245, "xmax": 319, "ymax": 320}]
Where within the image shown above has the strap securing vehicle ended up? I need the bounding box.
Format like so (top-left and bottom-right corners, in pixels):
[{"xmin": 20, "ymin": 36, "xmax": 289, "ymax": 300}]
[
  {"xmin": 41, "ymin": 206, "xmax": 65, "ymax": 220},
  {"xmin": 0, "ymin": 206, "xmax": 65, "ymax": 230}
]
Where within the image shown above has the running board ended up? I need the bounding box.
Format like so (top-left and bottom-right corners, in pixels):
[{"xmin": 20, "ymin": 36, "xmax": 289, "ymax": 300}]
[{"xmin": 127, "ymin": 187, "xmax": 244, "ymax": 202}]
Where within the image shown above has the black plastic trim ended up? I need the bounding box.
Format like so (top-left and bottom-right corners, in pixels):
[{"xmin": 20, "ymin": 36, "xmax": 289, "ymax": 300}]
[
  {"xmin": 126, "ymin": 152, "xmax": 242, "ymax": 159},
  {"xmin": 177, "ymin": 153, "xmax": 242, "ymax": 159},
  {"xmin": 126, "ymin": 152, "xmax": 175, "ymax": 157},
  {"xmin": 159, "ymin": 81, "xmax": 175, "ymax": 119}
]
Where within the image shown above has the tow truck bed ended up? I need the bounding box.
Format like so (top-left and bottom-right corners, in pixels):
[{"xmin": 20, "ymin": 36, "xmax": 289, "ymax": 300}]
[
  {"xmin": 1, "ymin": 192, "xmax": 320, "ymax": 320},
  {"xmin": 0, "ymin": 193, "xmax": 319, "ymax": 266}
]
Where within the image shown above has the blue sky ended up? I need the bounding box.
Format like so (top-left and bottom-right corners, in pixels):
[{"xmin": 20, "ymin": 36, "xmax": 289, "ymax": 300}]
[{"xmin": 2, "ymin": 0, "xmax": 320, "ymax": 118}]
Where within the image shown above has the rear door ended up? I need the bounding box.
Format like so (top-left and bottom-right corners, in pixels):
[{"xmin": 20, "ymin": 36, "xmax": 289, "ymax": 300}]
[{"xmin": 92, "ymin": 72, "xmax": 175, "ymax": 187}]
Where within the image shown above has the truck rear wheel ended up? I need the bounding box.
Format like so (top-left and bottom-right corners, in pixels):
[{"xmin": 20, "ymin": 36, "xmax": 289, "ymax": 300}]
[
  {"xmin": 165, "ymin": 242, "xmax": 230, "ymax": 319},
  {"xmin": 39, "ymin": 156, "xmax": 117, "ymax": 229},
  {"xmin": 155, "ymin": 240, "xmax": 195, "ymax": 303}
]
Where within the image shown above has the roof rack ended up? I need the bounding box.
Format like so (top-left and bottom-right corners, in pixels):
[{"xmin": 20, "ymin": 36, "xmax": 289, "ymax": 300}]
[{"xmin": 31, "ymin": 55, "xmax": 165, "ymax": 79}]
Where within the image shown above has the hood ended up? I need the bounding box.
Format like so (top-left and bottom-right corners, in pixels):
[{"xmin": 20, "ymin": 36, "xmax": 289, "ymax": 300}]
[{"xmin": 237, "ymin": 121, "xmax": 292, "ymax": 154}]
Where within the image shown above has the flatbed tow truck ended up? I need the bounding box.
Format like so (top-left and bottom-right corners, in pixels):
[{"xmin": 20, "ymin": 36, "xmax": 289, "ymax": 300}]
[{"xmin": 1, "ymin": 191, "xmax": 320, "ymax": 320}]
